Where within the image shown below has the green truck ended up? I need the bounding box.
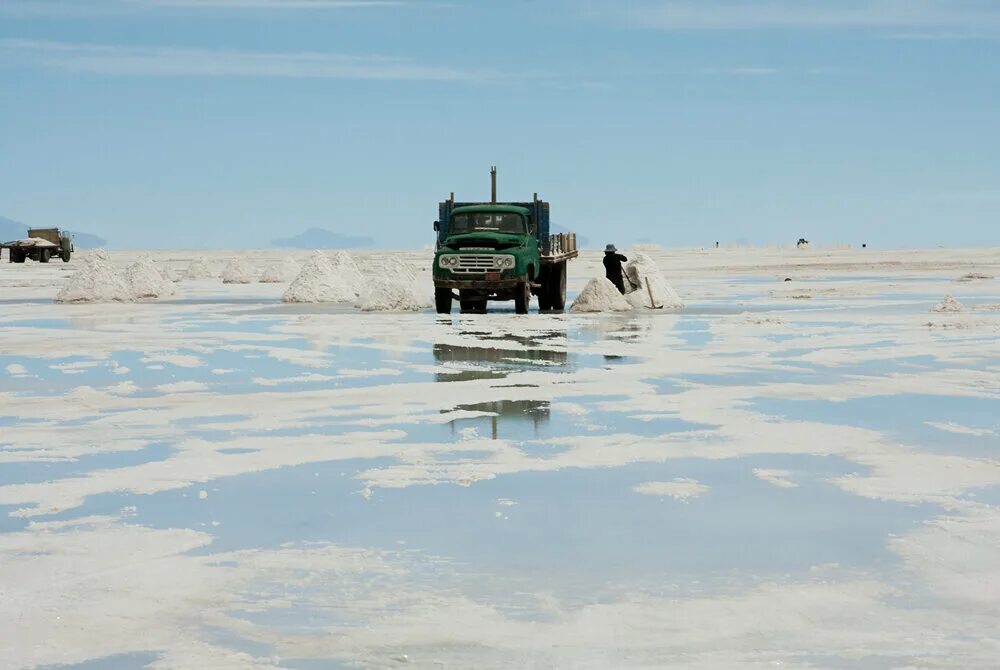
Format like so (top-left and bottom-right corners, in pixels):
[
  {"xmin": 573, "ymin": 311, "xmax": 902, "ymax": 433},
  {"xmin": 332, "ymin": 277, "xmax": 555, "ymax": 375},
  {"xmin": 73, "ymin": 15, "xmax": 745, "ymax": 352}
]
[
  {"xmin": 2, "ymin": 228, "xmax": 75, "ymax": 263},
  {"xmin": 433, "ymin": 168, "xmax": 578, "ymax": 314}
]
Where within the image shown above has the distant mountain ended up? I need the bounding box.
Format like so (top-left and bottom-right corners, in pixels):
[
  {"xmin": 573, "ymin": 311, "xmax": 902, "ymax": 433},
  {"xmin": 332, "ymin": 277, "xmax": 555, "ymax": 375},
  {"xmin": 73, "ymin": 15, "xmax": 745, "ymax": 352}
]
[
  {"xmin": 272, "ymin": 227, "xmax": 375, "ymax": 249},
  {"xmin": 0, "ymin": 215, "xmax": 107, "ymax": 247}
]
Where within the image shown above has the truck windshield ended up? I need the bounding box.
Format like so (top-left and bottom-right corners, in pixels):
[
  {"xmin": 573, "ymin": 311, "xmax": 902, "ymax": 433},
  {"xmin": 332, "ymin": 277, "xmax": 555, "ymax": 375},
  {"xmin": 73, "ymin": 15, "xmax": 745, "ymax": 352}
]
[{"xmin": 451, "ymin": 212, "xmax": 525, "ymax": 235}]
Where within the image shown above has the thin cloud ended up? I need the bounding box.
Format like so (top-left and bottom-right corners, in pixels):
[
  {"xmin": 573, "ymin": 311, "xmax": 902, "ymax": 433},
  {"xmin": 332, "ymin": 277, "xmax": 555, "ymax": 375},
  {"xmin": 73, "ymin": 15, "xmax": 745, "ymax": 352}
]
[
  {"xmin": 596, "ymin": 0, "xmax": 1000, "ymax": 31},
  {"xmin": 700, "ymin": 66, "xmax": 778, "ymax": 76},
  {"xmin": 136, "ymin": 0, "xmax": 402, "ymax": 7},
  {"xmin": 0, "ymin": 0, "xmax": 403, "ymax": 16},
  {"xmin": 0, "ymin": 39, "xmax": 486, "ymax": 81}
]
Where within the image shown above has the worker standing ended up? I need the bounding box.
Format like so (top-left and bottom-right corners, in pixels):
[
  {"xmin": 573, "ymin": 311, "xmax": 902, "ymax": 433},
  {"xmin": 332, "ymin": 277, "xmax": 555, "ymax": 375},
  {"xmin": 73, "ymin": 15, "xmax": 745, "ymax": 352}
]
[{"xmin": 603, "ymin": 244, "xmax": 628, "ymax": 294}]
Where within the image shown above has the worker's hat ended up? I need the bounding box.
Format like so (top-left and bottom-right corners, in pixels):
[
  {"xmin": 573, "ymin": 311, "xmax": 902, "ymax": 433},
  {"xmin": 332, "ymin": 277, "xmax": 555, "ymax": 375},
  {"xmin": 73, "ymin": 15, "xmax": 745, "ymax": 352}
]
[{"xmin": 605, "ymin": 244, "xmax": 617, "ymax": 252}]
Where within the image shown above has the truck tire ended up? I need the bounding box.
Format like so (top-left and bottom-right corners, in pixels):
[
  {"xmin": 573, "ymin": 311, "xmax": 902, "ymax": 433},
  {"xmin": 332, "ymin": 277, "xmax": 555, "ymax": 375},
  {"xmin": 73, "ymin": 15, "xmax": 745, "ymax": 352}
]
[
  {"xmin": 435, "ymin": 287, "xmax": 453, "ymax": 315},
  {"xmin": 549, "ymin": 263, "xmax": 567, "ymax": 311},
  {"xmin": 537, "ymin": 269, "xmax": 553, "ymax": 311},
  {"xmin": 61, "ymin": 251, "xmax": 71, "ymax": 263},
  {"xmin": 39, "ymin": 248, "xmax": 51, "ymax": 263},
  {"xmin": 514, "ymin": 281, "xmax": 530, "ymax": 314},
  {"xmin": 11, "ymin": 249, "xmax": 25, "ymax": 263}
]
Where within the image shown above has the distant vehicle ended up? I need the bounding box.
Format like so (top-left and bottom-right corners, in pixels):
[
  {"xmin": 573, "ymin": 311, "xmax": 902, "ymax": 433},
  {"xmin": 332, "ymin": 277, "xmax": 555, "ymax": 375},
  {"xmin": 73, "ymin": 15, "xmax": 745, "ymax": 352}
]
[
  {"xmin": 2, "ymin": 228, "xmax": 74, "ymax": 263},
  {"xmin": 432, "ymin": 168, "xmax": 579, "ymax": 314}
]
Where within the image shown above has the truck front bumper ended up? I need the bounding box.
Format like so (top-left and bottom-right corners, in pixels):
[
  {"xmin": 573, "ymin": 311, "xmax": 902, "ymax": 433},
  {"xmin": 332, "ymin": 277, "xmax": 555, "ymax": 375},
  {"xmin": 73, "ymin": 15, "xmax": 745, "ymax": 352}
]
[{"xmin": 434, "ymin": 278, "xmax": 522, "ymax": 290}]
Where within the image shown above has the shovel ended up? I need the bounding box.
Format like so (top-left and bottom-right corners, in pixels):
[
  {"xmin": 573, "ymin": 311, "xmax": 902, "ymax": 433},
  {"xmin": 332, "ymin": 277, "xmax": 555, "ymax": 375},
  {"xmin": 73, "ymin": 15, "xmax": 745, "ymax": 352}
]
[{"xmin": 646, "ymin": 280, "xmax": 664, "ymax": 309}]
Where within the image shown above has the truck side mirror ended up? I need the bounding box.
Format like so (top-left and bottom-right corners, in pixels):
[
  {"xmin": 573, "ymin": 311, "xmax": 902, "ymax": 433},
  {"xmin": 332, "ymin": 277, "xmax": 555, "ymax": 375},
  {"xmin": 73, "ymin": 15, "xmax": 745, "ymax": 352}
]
[{"xmin": 433, "ymin": 221, "xmax": 440, "ymax": 231}]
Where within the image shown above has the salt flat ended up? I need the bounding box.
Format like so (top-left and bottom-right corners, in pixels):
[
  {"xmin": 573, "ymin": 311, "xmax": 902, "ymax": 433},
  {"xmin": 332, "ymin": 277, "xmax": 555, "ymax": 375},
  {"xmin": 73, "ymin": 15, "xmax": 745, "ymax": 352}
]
[{"xmin": 1, "ymin": 246, "xmax": 999, "ymax": 669}]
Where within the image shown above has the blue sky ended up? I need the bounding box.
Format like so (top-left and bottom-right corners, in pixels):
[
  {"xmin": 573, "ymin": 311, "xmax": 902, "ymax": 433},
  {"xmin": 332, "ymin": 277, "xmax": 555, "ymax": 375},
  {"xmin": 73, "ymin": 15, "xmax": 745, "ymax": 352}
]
[{"xmin": 1, "ymin": 0, "xmax": 998, "ymax": 248}]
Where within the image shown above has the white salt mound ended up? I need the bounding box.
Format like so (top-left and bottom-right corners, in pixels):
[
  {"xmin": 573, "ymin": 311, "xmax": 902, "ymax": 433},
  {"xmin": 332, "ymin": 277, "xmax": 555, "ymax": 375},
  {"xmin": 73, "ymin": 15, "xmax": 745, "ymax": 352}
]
[
  {"xmin": 357, "ymin": 276, "xmax": 432, "ymax": 312},
  {"xmin": 125, "ymin": 255, "xmax": 177, "ymax": 299},
  {"xmin": 363, "ymin": 255, "xmax": 418, "ymax": 283},
  {"xmin": 623, "ymin": 252, "xmax": 684, "ymax": 310},
  {"xmin": 184, "ymin": 256, "xmax": 219, "ymax": 279},
  {"xmin": 283, "ymin": 252, "xmax": 358, "ymax": 303},
  {"xmin": 932, "ymin": 295, "xmax": 965, "ymax": 313},
  {"xmin": 571, "ymin": 277, "xmax": 632, "ymax": 313},
  {"xmin": 958, "ymin": 272, "xmax": 994, "ymax": 282},
  {"xmin": 259, "ymin": 256, "xmax": 301, "ymax": 283},
  {"xmin": 221, "ymin": 258, "xmax": 257, "ymax": 284},
  {"xmin": 328, "ymin": 251, "xmax": 366, "ymax": 298},
  {"xmin": 54, "ymin": 254, "xmax": 133, "ymax": 303}
]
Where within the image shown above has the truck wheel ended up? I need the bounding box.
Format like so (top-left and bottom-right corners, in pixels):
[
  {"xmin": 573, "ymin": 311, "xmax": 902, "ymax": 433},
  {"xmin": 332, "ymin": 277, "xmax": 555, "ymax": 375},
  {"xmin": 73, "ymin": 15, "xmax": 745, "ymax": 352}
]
[
  {"xmin": 12, "ymin": 249, "xmax": 25, "ymax": 263},
  {"xmin": 435, "ymin": 287, "xmax": 453, "ymax": 314},
  {"xmin": 537, "ymin": 270, "xmax": 552, "ymax": 311},
  {"xmin": 514, "ymin": 281, "xmax": 530, "ymax": 314},
  {"xmin": 61, "ymin": 251, "xmax": 71, "ymax": 263},
  {"xmin": 549, "ymin": 264, "xmax": 567, "ymax": 311},
  {"xmin": 39, "ymin": 249, "xmax": 51, "ymax": 263}
]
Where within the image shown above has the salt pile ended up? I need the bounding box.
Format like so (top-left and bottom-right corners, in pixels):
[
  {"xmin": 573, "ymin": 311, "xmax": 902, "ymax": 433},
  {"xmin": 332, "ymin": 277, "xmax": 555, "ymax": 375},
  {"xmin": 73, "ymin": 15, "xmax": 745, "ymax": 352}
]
[
  {"xmin": 13, "ymin": 237, "xmax": 57, "ymax": 247},
  {"xmin": 125, "ymin": 255, "xmax": 177, "ymax": 299},
  {"xmin": 221, "ymin": 258, "xmax": 257, "ymax": 284},
  {"xmin": 329, "ymin": 251, "xmax": 366, "ymax": 297},
  {"xmin": 184, "ymin": 257, "xmax": 219, "ymax": 279},
  {"xmin": 623, "ymin": 253, "xmax": 684, "ymax": 310},
  {"xmin": 363, "ymin": 255, "xmax": 419, "ymax": 284},
  {"xmin": 283, "ymin": 251, "xmax": 361, "ymax": 303},
  {"xmin": 356, "ymin": 276, "xmax": 431, "ymax": 312},
  {"xmin": 932, "ymin": 295, "xmax": 965, "ymax": 313},
  {"xmin": 259, "ymin": 256, "xmax": 301, "ymax": 283},
  {"xmin": 54, "ymin": 252, "xmax": 133, "ymax": 303},
  {"xmin": 958, "ymin": 272, "xmax": 994, "ymax": 282},
  {"xmin": 570, "ymin": 277, "xmax": 632, "ymax": 312}
]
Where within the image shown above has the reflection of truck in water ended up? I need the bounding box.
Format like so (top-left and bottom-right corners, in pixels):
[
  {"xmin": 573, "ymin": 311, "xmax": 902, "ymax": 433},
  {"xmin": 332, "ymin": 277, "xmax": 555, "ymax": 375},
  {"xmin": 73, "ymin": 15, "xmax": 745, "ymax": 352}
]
[
  {"xmin": 433, "ymin": 167, "xmax": 578, "ymax": 314},
  {"xmin": 434, "ymin": 341, "xmax": 566, "ymax": 439},
  {"xmin": 2, "ymin": 228, "xmax": 74, "ymax": 263}
]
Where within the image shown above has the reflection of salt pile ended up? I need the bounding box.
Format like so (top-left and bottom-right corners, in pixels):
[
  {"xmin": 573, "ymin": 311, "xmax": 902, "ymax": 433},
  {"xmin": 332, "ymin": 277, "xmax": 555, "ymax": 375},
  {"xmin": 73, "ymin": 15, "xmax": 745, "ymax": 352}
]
[
  {"xmin": 623, "ymin": 253, "xmax": 684, "ymax": 310},
  {"xmin": 259, "ymin": 256, "xmax": 301, "ymax": 283},
  {"xmin": 125, "ymin": 255, "xmax": 177, "ymax": 299},
  {"xmin": 54, "ymin": 251, "xmax": 133, "ymax": 303},
  {"xmin": 932, "ymin": 295, "xmax": 965, "ymax": 313},
  {"xmin": 570, "ymin": 277, "xmax": 631, "ymax": 312},
  {"xmin": 282, "ymin": 251, "xmax": 362, "ymax": 303},
  {"xmin": 184, "ymin": 256, "xmax": 218, "ymax": 279},
  {"xmin": 221, "ymin": 258, "xmax": 257, "ymax": 284},
  {"xmin": 357, "ymin": 275, "xmax": 431, "ymax": 312}
]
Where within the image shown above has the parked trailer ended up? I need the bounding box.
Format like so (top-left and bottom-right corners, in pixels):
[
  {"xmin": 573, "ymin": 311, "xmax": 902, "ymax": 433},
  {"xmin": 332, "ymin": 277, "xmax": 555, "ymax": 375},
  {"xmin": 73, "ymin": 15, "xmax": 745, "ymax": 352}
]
[
  {"xmin": 432, "ymin": 168, "xmax": 578, "ymax": 314},
  {"xmin": 2, "ymin": 228, "xmax": 74, "ymax": 263}
]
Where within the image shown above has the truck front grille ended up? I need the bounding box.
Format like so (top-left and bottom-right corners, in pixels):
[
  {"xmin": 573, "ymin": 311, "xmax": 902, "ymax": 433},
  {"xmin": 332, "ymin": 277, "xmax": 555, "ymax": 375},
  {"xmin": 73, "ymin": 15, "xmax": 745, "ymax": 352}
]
[{"xmin": 452, "ymin": 255, "xmax": 498, "ymax": 273}]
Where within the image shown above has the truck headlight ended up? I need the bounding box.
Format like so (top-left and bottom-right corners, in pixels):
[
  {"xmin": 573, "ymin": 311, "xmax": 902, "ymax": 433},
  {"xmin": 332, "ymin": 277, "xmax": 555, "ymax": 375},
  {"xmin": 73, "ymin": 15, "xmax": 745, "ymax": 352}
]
[
  {"xmin": 496, "ymin": 256, "xmax": 515, "ymax": 269},
  {"xmin": 439, "ymin": 255, "xmax": 458, "ymax": 268}
]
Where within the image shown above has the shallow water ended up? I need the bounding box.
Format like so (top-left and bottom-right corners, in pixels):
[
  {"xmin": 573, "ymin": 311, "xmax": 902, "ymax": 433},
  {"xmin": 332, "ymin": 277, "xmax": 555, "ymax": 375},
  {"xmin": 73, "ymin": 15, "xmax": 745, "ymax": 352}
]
[{"xmin": 2, "ymin": 253, "xmax": 1000, "ymax": 669}]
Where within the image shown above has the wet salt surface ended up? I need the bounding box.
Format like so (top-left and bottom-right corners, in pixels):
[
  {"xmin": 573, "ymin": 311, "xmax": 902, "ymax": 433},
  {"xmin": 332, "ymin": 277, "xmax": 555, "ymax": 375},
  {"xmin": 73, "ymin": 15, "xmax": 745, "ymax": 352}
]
[{"xmin": 2, "ymin": 248, "xmax": 1000, "ymax": 669}]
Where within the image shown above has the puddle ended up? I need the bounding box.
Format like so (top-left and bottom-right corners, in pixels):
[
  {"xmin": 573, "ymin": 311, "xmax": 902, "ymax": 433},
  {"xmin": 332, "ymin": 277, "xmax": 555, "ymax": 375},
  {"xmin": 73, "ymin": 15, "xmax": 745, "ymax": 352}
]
[{"xmin": 751, "ymin": 394, "xmax": 1000, "ymax": 458}]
